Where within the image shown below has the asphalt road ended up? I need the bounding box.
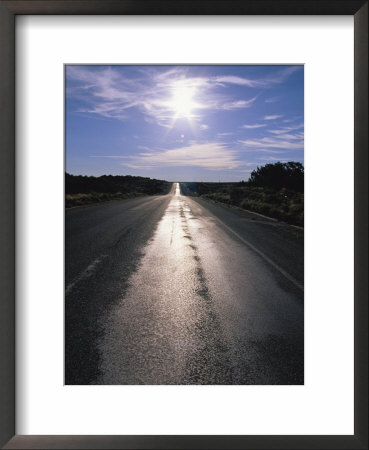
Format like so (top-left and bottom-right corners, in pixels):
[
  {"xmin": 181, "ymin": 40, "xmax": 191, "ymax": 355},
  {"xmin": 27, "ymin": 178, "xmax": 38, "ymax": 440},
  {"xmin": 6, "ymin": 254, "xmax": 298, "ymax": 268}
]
[{"xmin": 65, "ymin": 183, "xmax": 303, "ymax": 385}]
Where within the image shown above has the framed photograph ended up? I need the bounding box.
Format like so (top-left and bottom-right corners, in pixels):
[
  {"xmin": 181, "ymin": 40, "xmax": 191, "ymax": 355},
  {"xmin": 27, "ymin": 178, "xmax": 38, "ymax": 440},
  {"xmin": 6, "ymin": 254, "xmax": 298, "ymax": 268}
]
[
  {"xmin": 64, "ymin": 63, "xmax": 305, "ymax": 387},
  {"xmin": 0, "ymin": 1, "xmax": 367, "ymax": 449}
]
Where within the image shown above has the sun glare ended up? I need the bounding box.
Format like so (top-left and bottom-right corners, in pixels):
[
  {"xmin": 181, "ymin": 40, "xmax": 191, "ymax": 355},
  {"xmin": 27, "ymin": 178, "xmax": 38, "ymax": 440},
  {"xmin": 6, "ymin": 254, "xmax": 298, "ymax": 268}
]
[{"xmin": 170, "ymin": 84, "xmax": 197, "ymax": 119}]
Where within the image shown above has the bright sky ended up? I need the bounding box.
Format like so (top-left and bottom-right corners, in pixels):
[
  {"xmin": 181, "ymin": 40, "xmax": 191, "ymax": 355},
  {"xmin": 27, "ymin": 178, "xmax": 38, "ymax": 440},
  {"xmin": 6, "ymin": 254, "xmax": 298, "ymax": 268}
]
[{"xmin": 66, "ymin": 65, "xmax": 304, "ymax": 182}]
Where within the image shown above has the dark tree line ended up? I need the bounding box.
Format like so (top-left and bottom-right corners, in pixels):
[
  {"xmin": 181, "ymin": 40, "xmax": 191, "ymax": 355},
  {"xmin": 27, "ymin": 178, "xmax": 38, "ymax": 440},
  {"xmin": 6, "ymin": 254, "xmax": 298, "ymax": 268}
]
[
  {"xmin": 248, "ymin": 162, "xmax": 304, "ymax": 192},
  {"xmin": 65, "ymin": 173, "xmax": 171, "ymax": 196}
]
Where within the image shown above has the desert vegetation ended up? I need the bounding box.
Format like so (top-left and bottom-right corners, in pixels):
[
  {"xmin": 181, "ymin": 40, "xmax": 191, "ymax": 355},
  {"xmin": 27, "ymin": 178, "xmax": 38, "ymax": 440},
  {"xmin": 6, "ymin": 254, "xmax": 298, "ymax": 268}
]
[
  {"xmin": 181, "ymin": 162, "xmax": 304, "ymax": 227},
  {"xmin": 65, "ymin": 174, "xmax": 171, "ymax": 208}
]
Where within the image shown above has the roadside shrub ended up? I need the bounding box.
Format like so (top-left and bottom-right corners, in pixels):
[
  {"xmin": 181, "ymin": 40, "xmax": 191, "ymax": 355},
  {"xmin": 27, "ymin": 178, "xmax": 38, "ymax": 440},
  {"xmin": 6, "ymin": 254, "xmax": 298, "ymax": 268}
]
[{"xmin": 249, "ymin": 162, "xmax": 304, "ymax": 192}]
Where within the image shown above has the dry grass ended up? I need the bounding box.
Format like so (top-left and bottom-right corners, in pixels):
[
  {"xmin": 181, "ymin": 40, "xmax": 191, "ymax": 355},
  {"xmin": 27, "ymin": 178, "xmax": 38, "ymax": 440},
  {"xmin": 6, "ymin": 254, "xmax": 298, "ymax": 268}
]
[{"xmin": 65, "ymin": 192, "xmax": 140, "ymax": 208}]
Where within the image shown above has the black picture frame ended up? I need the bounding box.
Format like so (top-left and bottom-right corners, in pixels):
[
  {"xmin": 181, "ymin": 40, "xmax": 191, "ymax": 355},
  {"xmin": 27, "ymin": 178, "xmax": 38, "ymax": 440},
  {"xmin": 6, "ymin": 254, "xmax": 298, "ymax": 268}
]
[{"xmin": 0, "ymin": 1, "xmax": 367, "ymax": 449}]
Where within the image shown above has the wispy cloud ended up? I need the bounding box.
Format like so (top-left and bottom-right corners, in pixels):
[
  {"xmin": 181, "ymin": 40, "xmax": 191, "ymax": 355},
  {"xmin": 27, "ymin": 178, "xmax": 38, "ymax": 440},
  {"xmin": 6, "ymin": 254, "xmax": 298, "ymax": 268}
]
[
  {"xmin": 214, "ymin": 66, "xmax": 301, "ymax": 89},
  {"xmin": 283, "ymin": 116, "xmax": 302, "ymax": 123},
  {"xmin": 221, "ymin": 97, "xmax": 257, "ymax": 110},
  {"xmin": 67, "ymin": 66, "xmax": 206, "ymax": 127},
  {"xmin": 67, "ymin": 66, "xmax": 301, "ymax": 127},
  {"xmin": 242, "ymin": 124, "xmax": 266, "ymax": 129},
  {"xmin": 90, "ymin": 155, "xmax": 131, "ymax": 158},
  {"xmin": 200, "ymin": 124, "xmax": 209, "ymax": 130},
  {"xmin": 217, "ymin": 132, "xmax": 234, "ymax": 137},
  {"xmin": 258, "ymin": 156, "xmax": 291, "ymax": 162},
  {"xmin": 108, "ymin": 142, "xmax": 244, "ymax": 170},
  {"xmin": 239, "ymin": 131, "xmax": 304, "ymax": 150},
  {"xmin": 264, "ymin": 114, "xmax": 283, "ymax": 120},
  {"xmin": 267, "ymin": 123, "xmax": 304, "ymax": 134},
  {"xmin": 214, "ymin": 75, "xmax": 263, "ymax": 88},
  {"xmin": 69, "ymin": 66, "xmax": 258, "ymax": 126},
  {"xmin": 239, "ymin": 148, "xmax": 288, "ymax": 154},
  {"xmin": 267, "ymin": 133, "xmax": 303, "ymax": 140}
]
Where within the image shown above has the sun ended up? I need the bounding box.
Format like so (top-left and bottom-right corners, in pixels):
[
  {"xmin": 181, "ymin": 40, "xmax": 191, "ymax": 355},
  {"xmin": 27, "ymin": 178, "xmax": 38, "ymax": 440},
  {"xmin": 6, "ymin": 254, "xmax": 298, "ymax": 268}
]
[{"xmin": 170, "ymin": 83, "xmax": 197, "ymax": 119}]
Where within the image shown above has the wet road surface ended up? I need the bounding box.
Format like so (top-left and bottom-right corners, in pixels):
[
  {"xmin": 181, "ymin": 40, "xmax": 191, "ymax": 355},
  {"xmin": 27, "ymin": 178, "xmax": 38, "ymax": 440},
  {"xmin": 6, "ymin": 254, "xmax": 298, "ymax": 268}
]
[{"xmin": 65, "ymin": 183, "xmax": 303, "ymax": 385}]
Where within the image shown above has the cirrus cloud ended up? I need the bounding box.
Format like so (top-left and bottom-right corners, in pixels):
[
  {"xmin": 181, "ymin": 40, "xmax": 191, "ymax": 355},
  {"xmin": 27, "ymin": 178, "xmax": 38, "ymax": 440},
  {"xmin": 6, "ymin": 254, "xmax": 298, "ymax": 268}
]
[{"xmin": 92, "ymin": 142, "xmax": 245, "ymax": 171}]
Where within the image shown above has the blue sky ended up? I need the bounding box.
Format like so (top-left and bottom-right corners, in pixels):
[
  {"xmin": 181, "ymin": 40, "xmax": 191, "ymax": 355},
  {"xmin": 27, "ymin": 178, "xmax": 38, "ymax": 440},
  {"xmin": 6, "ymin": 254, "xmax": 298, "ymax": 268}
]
[{"xmin": 66, "ymin": 65, "xmax": 304, "ymax": 182}]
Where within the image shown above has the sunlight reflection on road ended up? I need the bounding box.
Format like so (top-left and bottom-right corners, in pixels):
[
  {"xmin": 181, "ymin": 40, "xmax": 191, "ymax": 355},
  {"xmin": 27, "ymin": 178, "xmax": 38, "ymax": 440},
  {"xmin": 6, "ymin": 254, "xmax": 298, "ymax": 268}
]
[
  {"xmin": 96, "ymin": 182, "xmax": 303, "ymax": 385},
  {"xmin": 175, "ymin": 182, "xmax": 180, "ymax": 196},
  {"xmin": 96, "ymin": 182, "xmax": 225, "ymax": 384}
]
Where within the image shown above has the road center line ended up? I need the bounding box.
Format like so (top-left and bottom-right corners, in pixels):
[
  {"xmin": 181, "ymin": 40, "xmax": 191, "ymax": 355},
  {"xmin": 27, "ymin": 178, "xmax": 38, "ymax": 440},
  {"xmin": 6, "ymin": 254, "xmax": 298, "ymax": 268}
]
[
  {"xmin": 213, "ymin": 217, "xmax": 304, "ymax": 292},
  {"xmin": 66, "ymin": 255, "xmax": 108, "ymax": 296}
]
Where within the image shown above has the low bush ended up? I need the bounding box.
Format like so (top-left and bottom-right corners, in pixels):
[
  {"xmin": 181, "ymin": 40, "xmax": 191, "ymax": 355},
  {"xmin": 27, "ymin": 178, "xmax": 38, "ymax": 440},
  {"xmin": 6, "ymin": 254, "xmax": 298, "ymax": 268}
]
[
  {"xmin": 181, "ymin": 182, "xmax": 304, "ymax": 227},
  {"xmin": 65, "ymin": 173, "xmax": 171, "ymax": 208}
]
